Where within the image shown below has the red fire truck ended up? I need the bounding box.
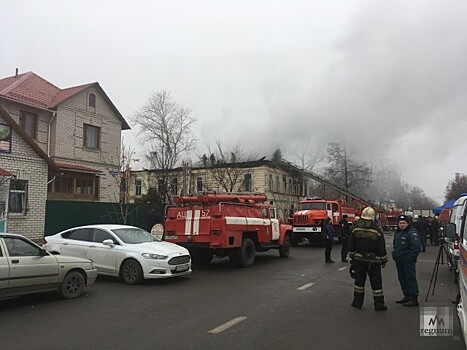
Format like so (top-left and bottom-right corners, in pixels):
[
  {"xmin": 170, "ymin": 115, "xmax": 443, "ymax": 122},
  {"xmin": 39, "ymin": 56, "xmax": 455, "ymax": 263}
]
[
  {"xmin": 381, "ymin": 208, "xmax": 403, "ymax": 231},
  {"xmin": 163, "ymin": 193, "xmax": 293, "ymax": 267},
  {"xmin": 291, "ymin": 197, "xmax": 357, "ymax": 245}
]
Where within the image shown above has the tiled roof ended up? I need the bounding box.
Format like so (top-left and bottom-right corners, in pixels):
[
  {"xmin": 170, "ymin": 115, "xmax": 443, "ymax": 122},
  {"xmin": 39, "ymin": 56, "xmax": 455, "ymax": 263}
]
[
  {"xmin": 0, "ymin": 71, "xmax": 130, "ymax": 130},
  {"xmin": 0, "ymin": 72, "xmax": 61, "ymax": 109},
  {"xmin": 55, "ymin": 162, "xmax": 102, "ymax": 173},
  {"xmin": 48, "ymin": 83, "xmax": 92, "ymax": 108}
]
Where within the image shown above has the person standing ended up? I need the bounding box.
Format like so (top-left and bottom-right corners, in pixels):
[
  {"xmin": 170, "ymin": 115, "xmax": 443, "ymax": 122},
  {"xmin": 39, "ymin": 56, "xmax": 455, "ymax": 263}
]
[
  {"xmin": 429, "ymin": 216, "xmax": 440, "ymax": 246},
  {"xmin": 349, "ymin": 207, "xmax": 388, "ymax": 311},
  {"xmin": 340, "ymin": 215, "xmax": 352, "ymax": 262},
  {"xmin": 323, "ymin": 217, "xmax": 335, "ymax": 263},
  {"xmin": 413, "ymin": 215, "xmax": 428, "ymax": 252},
  {"xmin": 392, "ymin": 215, "xmax": 421, "ymax": 306}
]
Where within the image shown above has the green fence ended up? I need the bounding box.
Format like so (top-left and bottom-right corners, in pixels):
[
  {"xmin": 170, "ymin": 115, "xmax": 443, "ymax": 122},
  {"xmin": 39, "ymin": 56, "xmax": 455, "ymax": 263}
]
[{"xmin": 45, "ymin": 201, "xmax": 149, "ymax": 236}]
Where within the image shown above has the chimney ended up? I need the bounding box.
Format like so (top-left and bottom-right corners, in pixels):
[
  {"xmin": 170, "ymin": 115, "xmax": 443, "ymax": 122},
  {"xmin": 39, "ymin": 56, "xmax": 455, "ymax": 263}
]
[{"xmin": 15, "ymin": 68, "xmax": 18, "ymax": 77}]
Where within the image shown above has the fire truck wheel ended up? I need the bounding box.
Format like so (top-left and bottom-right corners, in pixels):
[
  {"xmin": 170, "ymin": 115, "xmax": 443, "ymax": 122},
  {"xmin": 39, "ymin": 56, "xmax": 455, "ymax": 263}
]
[
  {"xmin": 239, "ymin": 238, "xmax": 256, "ymax": 268},
  {"xmin": 279, "ymin": 235, "xmax": 291, "ymax": 258}
]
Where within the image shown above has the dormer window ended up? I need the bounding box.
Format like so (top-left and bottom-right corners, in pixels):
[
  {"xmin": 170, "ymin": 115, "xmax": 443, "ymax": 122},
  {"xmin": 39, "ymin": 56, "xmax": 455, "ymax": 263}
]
[{"xmin": 88, "ymin": 93, "xmax": 96, "ymax": 108}]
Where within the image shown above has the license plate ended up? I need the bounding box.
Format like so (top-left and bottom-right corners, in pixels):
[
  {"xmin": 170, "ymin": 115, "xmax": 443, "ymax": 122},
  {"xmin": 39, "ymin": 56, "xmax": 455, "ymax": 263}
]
[
  {"xmin": 176, "ymin": 264, "xmax": 189, "ymax": 272},
  {"xmin": 165, "ymin": 235, "xmax": 178, "ymax": 240}
]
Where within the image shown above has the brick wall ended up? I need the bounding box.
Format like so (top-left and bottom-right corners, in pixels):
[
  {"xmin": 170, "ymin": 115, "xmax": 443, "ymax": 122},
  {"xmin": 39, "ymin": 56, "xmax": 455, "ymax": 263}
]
[{"xmin": 0, "ymin": 115, "xmax": 48, "ymax": 241}]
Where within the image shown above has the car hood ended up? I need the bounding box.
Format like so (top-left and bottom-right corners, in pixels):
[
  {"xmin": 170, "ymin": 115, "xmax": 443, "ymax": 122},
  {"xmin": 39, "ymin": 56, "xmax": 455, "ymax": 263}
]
[
  {"xmin": 123, "ymin": 241, "xmax": 189, "ymax": 255},
  {"xmin": 54, "ymin": 254, "xmax": 93, "ymax": 264}
]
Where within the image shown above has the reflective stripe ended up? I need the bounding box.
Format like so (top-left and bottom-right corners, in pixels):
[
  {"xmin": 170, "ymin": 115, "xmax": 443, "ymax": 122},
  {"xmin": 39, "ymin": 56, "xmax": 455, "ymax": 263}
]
[
  {"xmin": 354, "ymin": 285, "xmax": 365, "ymax": 293},
  {"xmin": 373, "ymin": 289, "xmax": 384, "ymax": 296}
]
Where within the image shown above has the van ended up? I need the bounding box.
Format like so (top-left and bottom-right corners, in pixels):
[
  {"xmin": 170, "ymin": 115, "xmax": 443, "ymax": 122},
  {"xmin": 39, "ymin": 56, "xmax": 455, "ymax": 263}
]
[{"xmin": 445, "ymin": 194, "xmax": 467, "ymax": 345}]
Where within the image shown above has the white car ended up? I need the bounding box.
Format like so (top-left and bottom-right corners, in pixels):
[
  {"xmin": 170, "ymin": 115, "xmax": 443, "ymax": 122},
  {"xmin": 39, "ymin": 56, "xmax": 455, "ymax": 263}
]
[
  {"xmin": 42, "ymin": 224, "xmax": 191, "ymax": 284},
  {"xmin": 0, "ymin": 233, "xmax": 97, "ymax": 299}
]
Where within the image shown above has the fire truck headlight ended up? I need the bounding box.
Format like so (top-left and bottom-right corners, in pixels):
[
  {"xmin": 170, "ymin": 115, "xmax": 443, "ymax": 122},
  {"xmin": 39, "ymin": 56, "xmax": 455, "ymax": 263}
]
[{"xmin": 142, "ymin": 253, "xmax": 168, "ymax": 260}]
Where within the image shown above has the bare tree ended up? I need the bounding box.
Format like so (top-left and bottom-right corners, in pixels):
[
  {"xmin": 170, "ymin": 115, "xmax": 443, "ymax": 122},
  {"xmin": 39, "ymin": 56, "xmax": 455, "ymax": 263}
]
[
  {"xmin": 133, "ymin": 90, "xmax": 197, "ymax": 203},
  {"xmin": 324, "ymin": 142, "xmax": 371, "ymax": 197},
  {"xmin": 106, "ymin": 138, "xmax": 137, "ymax": 224},
  {"xmin": 445, "ymin": 173, "xmax": 467, "ymax": 201}
]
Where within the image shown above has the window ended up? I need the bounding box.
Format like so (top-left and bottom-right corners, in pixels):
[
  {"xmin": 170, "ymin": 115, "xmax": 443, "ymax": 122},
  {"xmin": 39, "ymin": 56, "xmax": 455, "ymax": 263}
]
[
  {"xmin": 92, "ymin": 229, "xmax": 117, "ymax": 244},
  {"xmin": 76, "ymin": 178, "xmax": 94, "ymax": 195},
  {"xmin": 3, "ymin": 237, "xmax": 42, "ymax": 257},
  {"xmin": 8, "ymin": 179, "xmax": 28, "ymax": 214},
  {"xmin": 83, "ymin": 124, "xmax": 100, "ymax": 149},
  {"xmin": 19, "ymin": 111, "xmax": 37, "ymax": 139},
  {"xmin": 196, "ymin": 177, "xmax": 203, "ymax": 192},
  {"xmin": 48, "ymin": 174, "xmax": 98, "ymax": 199},
  {"xmin": 171, "ymin": 178, "xmax": 178, "ymax": 195},
  {"xmin": 135, "ymin": 178, "xmax": 142, "ymax": 196},
  {"xmin": 88, "ymin": 93, "xmax": 96, "ymax": 108},
  {"xmin": 157, "ymin": 178, "xmax": 165, "ymax": 194},
  {"xmin": 269, "ymin": 174, "xmax": 273, "ymax": 191},
  {"xmin": 244, "ymin": 174, "xmax": 252, "ymax": 192},
  {"xmin": 55, "ymin": 175, "xmax": 74, "ymax": 194},
  {"xmin": 62, "ymin": 228, "xmax": 93, "ymax": 241}
]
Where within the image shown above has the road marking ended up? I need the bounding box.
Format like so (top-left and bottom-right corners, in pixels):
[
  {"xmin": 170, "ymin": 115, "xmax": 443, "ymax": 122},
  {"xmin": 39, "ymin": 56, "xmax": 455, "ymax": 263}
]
[
  {"xmin": 208, "ymin": 316, "xmax": 248, "ymax": 334},
  {"xmin": 338, "ymin": 266, "xmax": 347, "ymax": 271},
  {"xmin": 297, "ymin": 282, "xmax": 315, "ymax": 290}
]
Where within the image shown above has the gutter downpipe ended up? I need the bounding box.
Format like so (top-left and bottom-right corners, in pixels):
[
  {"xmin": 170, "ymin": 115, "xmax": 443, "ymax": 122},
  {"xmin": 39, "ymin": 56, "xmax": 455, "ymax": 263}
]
[{"xmin": 47, "ymin": 111, "xmax": 57, "ymax": 157}]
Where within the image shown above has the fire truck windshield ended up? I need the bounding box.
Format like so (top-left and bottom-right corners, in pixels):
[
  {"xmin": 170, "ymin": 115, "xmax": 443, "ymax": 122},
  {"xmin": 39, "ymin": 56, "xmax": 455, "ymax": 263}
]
[{"xmin": 299, "ymin": 202, "xmax": 326, "ymax": 210}]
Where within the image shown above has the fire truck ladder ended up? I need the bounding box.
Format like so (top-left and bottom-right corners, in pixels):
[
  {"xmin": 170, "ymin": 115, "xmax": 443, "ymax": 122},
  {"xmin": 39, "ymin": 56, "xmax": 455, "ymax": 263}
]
[{"xmin": 297, "ymin": 168, "xmax": 386, "ymax": 212}]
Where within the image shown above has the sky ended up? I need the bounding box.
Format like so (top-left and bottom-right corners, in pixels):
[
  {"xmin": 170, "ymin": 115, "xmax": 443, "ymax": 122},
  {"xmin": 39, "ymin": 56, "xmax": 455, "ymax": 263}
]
[{"xmin": 2, "ymin": 0, "xmax": 467, "ymax": 204}]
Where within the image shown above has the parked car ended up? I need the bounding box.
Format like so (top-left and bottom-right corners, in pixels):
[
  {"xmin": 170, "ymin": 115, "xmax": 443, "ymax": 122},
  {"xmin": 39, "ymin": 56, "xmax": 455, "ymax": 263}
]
[
  {"xmin": 42, "ymin": 225, "xmax": 191, "ymax": 285},
  {"xmin": 0, "ymin": 233, "xmax": 97, "ymax": 299}
]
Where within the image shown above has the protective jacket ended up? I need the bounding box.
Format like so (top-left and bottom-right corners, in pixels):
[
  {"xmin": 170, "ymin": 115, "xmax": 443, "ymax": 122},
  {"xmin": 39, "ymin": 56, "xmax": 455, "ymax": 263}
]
[
  {"xmin": 349, "ymin": 219, "xmax": 388, "ymax": 264},
  {"xmin": 392, "ymin": 225, "xmax": 421, "ymax": 262}
]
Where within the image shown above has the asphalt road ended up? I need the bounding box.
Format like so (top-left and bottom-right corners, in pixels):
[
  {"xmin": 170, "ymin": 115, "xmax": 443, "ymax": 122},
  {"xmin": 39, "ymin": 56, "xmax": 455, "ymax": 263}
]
[{"xmin": 0, "ymin": 237, "xmax": 464, "ymax": 350}]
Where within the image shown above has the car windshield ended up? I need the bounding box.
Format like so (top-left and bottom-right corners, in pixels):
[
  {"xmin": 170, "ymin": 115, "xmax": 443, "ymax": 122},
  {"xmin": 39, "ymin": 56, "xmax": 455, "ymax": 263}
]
[
  {"xmin": 299, "ymin": 202, "xmax": 326, "ymax": 210},
  {"xmin": 111, "ymin": 227, "xmax": 160, "ymax": 244}
]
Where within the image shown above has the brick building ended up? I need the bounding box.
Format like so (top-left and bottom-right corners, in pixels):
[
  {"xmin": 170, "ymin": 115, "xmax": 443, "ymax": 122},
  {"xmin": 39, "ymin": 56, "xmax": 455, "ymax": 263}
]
[
  {"xmin": 129, "ymin": 160, "xmax": 317, "ymax": 219},
  {"xmin": 0, "ymin": 71, "xmax": 129, "ymax": 239}
]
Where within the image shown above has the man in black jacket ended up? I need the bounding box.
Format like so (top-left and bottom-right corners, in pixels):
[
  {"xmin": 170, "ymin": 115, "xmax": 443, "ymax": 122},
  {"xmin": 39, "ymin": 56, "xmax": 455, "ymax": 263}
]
[
  {"xmin": 340, "ymin": 215, "xmax": 352, "ymax": 262},
  {"xmin": 349, "ymin": 207, "xmax": 388, "ymax": 311}
]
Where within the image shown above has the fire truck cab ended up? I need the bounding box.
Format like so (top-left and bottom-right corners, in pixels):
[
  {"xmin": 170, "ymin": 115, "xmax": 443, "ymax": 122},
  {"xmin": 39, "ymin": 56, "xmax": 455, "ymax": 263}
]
[
  {"xmin": 164, "ymin": 193, "xmax": 293, "ymax": 268},
  {"xmin": 291, "ymin": 197, "xmax": 356, "ymax": 245}
]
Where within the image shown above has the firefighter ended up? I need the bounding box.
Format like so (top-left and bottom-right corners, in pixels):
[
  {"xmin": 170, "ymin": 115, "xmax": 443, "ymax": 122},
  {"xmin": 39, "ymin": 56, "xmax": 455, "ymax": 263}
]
[
  {"xmin": 392, "ymin": 214, "xmax": 421, "ymax": 306},
  {"xmin": 323, "ymin": 217, "xmax": 335, "ymax": 263},
  {"xmin": 349, "ymin": 207, "xmax": 388, "ymax": 311},
  {"xmin": 340, "ymin": 215, "xmax": 351, "ymax": 262}
]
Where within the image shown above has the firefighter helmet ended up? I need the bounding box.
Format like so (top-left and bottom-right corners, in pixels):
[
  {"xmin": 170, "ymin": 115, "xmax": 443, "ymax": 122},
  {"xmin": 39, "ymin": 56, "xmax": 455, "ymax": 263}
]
[{"xmin": 361, "ymin": 207, "xmax": 376, "ymax": 221}]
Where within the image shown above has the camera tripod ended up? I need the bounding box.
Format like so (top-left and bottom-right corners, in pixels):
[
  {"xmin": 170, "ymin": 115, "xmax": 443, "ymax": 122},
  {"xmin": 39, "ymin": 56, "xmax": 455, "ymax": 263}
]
[{"xmin": 425, "ymin": 239, "xmax": 455, "ymax": 302}]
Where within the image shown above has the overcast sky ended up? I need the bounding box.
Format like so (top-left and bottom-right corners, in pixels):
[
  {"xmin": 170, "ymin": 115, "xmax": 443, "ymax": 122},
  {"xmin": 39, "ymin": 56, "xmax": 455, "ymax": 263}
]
[{"xmin": 2, "ymin": 0, "xmax": 467, "ymax": 204}]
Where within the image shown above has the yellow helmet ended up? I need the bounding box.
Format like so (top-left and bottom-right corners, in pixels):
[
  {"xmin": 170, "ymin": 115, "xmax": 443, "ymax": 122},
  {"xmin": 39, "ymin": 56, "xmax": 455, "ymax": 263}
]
[{"xmin": 361, "ymin": 207, "xmax": 376, "ymax": 221}]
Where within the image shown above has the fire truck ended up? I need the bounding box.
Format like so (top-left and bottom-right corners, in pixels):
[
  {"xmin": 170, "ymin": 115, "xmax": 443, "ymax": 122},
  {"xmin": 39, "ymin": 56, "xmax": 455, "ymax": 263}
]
[
  {"xmin": 163, "ymin": 193, "xmax": 293, "ymax": 267},
  {"xmin": 381, "ymin": 208, "xmax": 403, "ymax": 231},
  {"xmin": 291, "ymin": 197, "xmax": 357, "ymax": 245}
]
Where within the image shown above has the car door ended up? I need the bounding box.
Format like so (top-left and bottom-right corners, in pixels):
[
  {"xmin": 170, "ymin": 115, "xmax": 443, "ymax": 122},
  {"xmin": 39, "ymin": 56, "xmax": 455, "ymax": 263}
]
[
  {"xmin": 3, "ymin": 236, "xmax": 59, "ymax": 293},
  {"xmin": 86, "ymin": 229, "xmax": 120, "ymax": 275},
  {"xmin": 0, "ymin": 239, "xmax": 9, "ymax": 296},
  {"xmin": 60, "ymin": 228, "xmax": 93, "ymax": 259}
]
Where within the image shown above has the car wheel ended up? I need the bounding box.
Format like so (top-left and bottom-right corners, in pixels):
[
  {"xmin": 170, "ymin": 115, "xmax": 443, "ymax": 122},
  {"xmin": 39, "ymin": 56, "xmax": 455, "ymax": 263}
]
[
  {"xmin": 121, "ymin": 259, "xmax": 144, "ymax": 285},
  {"xmin": 239, "ymin": 238, "xmax": 255, "ymax": 268},
  {"xmin": 60, "ymin": 271, "xmax": 85, "ymax": 299},
  {"xmin": 279, "ymin": 235, "xmax": 291, "ymax": 258}
]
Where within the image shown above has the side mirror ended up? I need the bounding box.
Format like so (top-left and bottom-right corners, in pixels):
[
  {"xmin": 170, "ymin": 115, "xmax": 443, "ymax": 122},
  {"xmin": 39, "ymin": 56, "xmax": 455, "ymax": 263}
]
[
  {"xmin": 40, "ymin": 248, "xmax": 48, "ymax": 256},
  {"xmin": 103, "ymin": 239, "xmax": 115, "ymax": 246},
  {"xmin": 444, "ymin": 223, "xmax": 456, "ymax": 239}
]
